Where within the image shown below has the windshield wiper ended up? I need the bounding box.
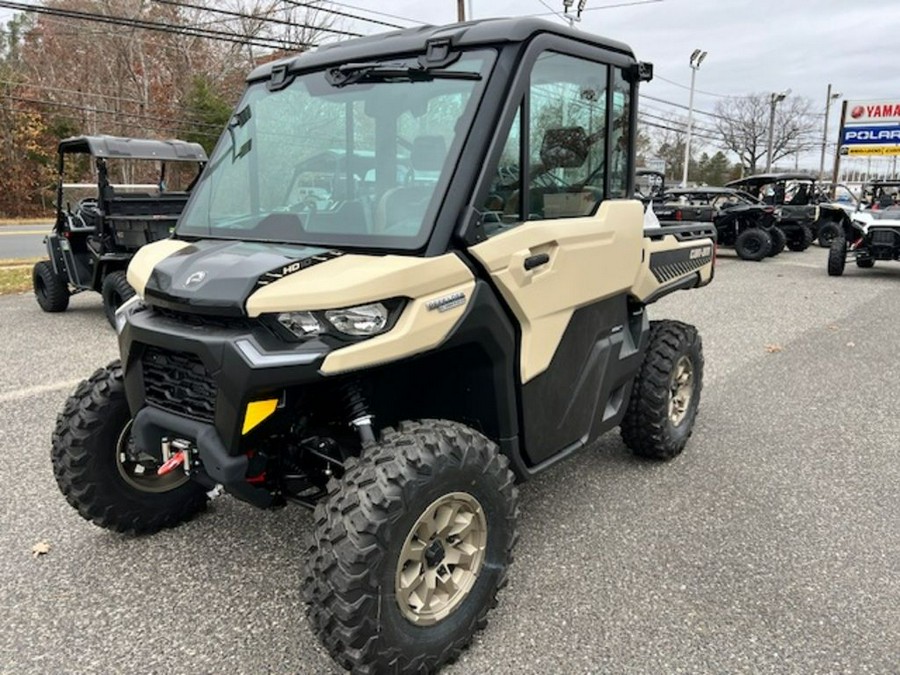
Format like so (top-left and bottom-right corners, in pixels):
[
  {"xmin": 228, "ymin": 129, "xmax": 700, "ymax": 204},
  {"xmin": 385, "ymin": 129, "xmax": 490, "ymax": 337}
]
[{"xmin": 326, "ymin": 61, "xmax": 481, "ymax": 88}]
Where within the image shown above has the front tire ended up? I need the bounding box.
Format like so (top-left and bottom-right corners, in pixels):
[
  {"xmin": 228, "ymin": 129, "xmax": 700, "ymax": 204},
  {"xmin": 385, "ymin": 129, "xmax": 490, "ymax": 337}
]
[
  {"xmin": 101, "ymin": 271, "xmax": 135, "ymax": 328},
  {"xmin": 827, "ymin": 236, "xmax": 847, "ymax": 276},
  {"xmin": 303, "ymin": 420, "xmax": 518, "ymax": 674},
  {"xmin": 33, "ymin": 260, "xmax": 70, "ymax": 312},
  {"xmin": 734, "ymin": 227, "xmax": 772, "ymax": 261},
  {"xmin": 51, "ymin": 361, "xmax": 208, "ymax": 534},
  {"xmin": 621, "ymin": 320, "xmax": 704, "ymax": 460}
]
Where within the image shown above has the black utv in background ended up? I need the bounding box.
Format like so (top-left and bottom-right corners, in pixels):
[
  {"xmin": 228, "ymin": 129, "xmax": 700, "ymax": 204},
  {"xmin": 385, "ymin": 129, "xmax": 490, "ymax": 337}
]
[
  {"xmin": 636, "ymin": 169, "xmax": 716, "ymax": 224},
  {"xmin": 32, "ymin": 135, "xmax": 207, "ymax": 326},
  {"xmin": 727, "ymin": 173, "xmax": 848, "ymax": 248},
  {"xmin": 662, "ymin": 187, "xmax": 779, "ymax": 261}
]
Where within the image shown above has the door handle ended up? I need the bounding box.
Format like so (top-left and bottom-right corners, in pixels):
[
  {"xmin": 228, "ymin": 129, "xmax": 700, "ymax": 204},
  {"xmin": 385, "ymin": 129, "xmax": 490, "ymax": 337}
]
[{"xmin": 523, "ymin": 252, "xmax": 550, "ymax": 271}]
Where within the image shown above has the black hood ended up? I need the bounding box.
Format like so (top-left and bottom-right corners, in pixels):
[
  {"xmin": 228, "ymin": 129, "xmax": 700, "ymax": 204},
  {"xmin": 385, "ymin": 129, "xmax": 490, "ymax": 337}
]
[{"xmin": 144, "ymin": 239, "xmax": 340, "ymax": 316}]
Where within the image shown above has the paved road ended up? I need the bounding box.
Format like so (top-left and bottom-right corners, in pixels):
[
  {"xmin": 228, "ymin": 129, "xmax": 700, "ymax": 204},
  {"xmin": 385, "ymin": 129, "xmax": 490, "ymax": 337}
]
[
  {"xmin": 0, "ymin": 223, "xmax": 52, "ymax": 260},
  {"xmin": 0, "ymin": 249, "xmax": 898, "ymax": 674}
]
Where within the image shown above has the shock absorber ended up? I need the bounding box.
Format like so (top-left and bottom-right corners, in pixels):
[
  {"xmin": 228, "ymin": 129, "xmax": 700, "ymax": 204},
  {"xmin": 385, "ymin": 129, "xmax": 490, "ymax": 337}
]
[{"xmin": 341, "ymin": 381, "xmax": 376, "ymax": 446}]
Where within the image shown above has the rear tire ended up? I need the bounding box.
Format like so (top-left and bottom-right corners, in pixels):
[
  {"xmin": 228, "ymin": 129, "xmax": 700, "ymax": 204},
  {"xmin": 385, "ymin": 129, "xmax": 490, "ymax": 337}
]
[
  {"xmin": 767, "ymin": 226, "xmax": 787, "ymax": 256},
  {"xmin": 51, "ymin": 361, "xmax": 208, "ymax": 534},
  {"xmin": 734, "ymin": 228, "xmax": 772, "ymax": 261},
  {"xmin": 827, "ymin": 236, "xmax": 847, "ymax": 276},
  {"xmin": 818, "ymin": 222, "xmax": 842, "ymax": 248},
  {"xmin": 33, "ymin": 260, "xmax": 69, "ymax": 312},
  {"xmin": 621, "ymin": 320, "xmax": 704, "ymax": 460},
  {"xmin": 856, "ymin": 257, "xmax": 875, "ymax": 269},
  {"xmin": 101, "ymin": 271, "xmax": 135, "ymax": 328},
  {"xmin": 303, "ymin": 419, "xmax": 518, "ymax": 674},
  {"xmin": 786, "ymin": 225, "xmax": 813, "ymax": 251}
]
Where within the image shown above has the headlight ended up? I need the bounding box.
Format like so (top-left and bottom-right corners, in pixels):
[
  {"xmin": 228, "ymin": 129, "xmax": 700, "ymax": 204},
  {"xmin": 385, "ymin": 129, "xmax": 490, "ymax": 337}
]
[
  {"xmin": 276, "ymin": 311, "xmax": 323, "ymax": 338},
  {"xmin": 325, "ymin": 302, "xmax": 389, "ymax": 336},
  {"xmin": 272, "ymin": 301, "xmax": 399, "ymax": 341},
  {"xmin": 114, "ymin": 295, "xmax": 144, "ymax": 335}
]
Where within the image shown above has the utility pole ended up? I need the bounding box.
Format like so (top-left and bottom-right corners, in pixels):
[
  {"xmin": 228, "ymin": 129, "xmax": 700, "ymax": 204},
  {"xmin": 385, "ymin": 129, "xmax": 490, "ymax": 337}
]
[
  {"xmin": 831, "ymin": 100, "xmax": 848, "ymax": 196},
  {"xmin": 682, "ymin": 48, "xmax": 707, "ymax": 187},
  {"xmin": 456, "ymin": 0, "xmax": 465, "ymax": 21},
  {"xmin": 766, "ymin": 90, "xmax": 790, "ymax": 172},
  {"xmin": 818, "ymin": 84, "xmax": 841, "ymax": 181}
]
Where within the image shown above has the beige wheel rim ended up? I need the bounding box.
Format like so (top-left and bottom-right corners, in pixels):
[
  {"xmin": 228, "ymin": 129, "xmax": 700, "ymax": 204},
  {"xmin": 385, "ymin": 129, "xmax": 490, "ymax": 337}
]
[
  {"xmin": 395, "ymin": 492, "xmax": 487, "ymax": 626},
  {"xmin": 668, "ymin": 355, "xmax": 694, "ymax": 426}
]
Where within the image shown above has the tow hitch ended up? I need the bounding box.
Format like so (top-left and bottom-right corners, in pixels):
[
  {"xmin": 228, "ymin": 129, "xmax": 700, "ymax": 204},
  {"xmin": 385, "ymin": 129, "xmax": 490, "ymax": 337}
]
[{"xmin": 157, "ymin": 438, "xmax": 194, "ymax": 476}]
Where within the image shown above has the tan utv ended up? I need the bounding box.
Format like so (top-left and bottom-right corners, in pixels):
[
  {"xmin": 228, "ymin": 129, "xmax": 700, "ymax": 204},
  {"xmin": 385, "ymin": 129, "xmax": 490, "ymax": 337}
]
[{"xmin": 50, "ymin": 18, "xmax": 716, "ymax": 674}]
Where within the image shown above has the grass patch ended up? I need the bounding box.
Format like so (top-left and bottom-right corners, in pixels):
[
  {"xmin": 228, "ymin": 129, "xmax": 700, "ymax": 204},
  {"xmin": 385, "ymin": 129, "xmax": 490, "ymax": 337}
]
[
  {"xmin": 0, "ymin": 217, "xmax": 53, "ymax": 226},
  {"xmin": 0, "ymin": 257, "xmax": 41, "ymax": 268},
  {"xmin": 0, "ymin": 265, "xmax": 32, "ymax": 295}
]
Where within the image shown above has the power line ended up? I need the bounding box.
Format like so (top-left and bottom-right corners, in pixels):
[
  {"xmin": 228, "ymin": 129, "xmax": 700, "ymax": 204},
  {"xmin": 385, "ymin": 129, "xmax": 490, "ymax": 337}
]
[
  {"xmin": 153, "ymin": 0, "xmax": 363, "ymax": 38},
  {"xmin": 654, "ymin": 74, "xmax": 732, "ymax": 99},
  {"xmin": 643, "ymin": 93, "xmax": 730, "ymax": 122},
  {"xmin": 533, "ymin": 0, "xmax": 665, "ymax": 17},
  {"xmin": 638, "ymin": 116, "xmax": 721, "ymax": 143},
  {"xmin": 310, "ymin": 0, "xmax": 421, "ymax": 25},
  {"xmin": 0, "ymin": 1, "xmax": 311, "ymax": 50},
  {"xmin": 2, "ymin": 92, "xmax": 223, "ymax": 130},
  {"xmin": 282, "ymin": 0, "xmax": 405, "ymax": 29},
  {"xmin": 0, "ymin": 78, "xmax": 147, "ymax": 106}
]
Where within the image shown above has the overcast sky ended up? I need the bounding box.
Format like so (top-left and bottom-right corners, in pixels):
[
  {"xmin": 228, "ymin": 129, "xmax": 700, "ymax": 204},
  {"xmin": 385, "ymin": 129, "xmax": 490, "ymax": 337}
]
[
  {"xmin": 337, "ymin": 0, "xmax": 900, "ymax": 169},
  {"xmin": 3, "ymin": 0, "xmax": 898, "ymax": 170}
]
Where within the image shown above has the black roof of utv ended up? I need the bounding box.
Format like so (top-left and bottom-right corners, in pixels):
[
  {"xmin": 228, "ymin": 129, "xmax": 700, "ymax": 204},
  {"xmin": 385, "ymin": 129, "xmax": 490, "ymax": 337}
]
[
  {"xmin": 58, "ymin": 135, "xmax": 208, "ymax": 162},
  {"xmin": 248, "ymin": 17, "xmax": 635, "ymax": 82},
  {"xmin": 727, "ymin": 173, "xmax": 818, "ymax": 187}
]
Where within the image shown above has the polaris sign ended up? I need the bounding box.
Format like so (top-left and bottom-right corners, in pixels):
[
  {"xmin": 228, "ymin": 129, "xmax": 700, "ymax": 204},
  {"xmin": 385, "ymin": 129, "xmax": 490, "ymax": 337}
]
[{"xmin": 842, "ymin": 125, "xmax": 900, "ymax": 146}]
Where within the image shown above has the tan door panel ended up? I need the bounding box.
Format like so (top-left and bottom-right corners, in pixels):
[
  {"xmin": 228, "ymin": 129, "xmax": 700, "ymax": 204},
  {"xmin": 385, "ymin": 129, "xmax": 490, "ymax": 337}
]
[{"xmin": 470, "ymin": 200, "xmax": 644, "ymax": 383}]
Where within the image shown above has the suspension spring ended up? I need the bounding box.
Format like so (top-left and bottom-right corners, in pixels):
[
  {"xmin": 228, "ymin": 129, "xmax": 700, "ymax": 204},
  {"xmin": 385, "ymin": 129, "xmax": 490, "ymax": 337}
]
[{"xmin": 340, "ymin": 381, "xmax": 376, "ymax": 446}]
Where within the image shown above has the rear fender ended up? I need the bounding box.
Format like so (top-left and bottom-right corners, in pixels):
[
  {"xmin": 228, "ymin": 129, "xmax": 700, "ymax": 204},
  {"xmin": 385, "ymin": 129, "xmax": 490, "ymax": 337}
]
[{"xmin": 632, "ymin": 224, "xmax": 716, "ymax": 304}]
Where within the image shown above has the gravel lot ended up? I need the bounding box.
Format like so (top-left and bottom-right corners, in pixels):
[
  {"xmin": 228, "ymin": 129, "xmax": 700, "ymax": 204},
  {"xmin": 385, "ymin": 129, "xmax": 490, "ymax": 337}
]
[{"xmin": 1, "ymin": 248, "xmax": 898, "ymax": 674}]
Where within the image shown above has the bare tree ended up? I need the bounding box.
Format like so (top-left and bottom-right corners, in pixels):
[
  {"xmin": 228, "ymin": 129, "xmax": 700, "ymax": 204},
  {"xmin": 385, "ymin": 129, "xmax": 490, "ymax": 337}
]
[{"xmin": 714, "ymin": 94, "xmax": 817, "ymax": 174}]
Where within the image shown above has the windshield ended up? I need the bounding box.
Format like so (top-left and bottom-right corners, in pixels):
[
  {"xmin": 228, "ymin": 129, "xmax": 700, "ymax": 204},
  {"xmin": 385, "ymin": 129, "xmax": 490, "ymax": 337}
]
[{"xmin": 177, "ymin": 50, "xmax": 494, "ymax": 249}]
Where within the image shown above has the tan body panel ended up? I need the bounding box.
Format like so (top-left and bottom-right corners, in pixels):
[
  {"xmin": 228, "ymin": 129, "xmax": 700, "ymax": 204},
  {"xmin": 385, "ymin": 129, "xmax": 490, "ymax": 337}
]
[
  {"xmin": 630, "ymin": 234, "xmax": 714, "ymax": 303},
  {"xmin": 246, "ymin": 252, "xmax": 476, "ymax": 375},
  {"xmin": 127, "ymin": 239, "xmax": 191, "ymax": 296},
  {"xmin": 245, "ymin": 253, "xmax": 472, "ymax": 315},
  {"xmin": 321, "ymin": 279, "xmax": 476, "ymax": 374},
  {"xmin": 470, "ymin": 200, "xmax": 645, "ymax": 383}
]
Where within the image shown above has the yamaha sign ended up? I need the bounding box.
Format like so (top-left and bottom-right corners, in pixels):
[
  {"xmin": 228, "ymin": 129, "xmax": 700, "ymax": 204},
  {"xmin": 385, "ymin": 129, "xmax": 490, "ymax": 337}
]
[{"xmin": 846, "ymin": 100, "xmax": 900, "ymax": 125}]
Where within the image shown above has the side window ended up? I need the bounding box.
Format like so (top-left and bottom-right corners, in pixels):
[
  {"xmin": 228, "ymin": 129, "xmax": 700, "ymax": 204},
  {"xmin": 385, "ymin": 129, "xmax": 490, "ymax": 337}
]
[
  {"xmin": 529, "ymin": 52, "xmax": 608, "ymax": 219},
  {"xmin": 482, "ymin": 107, "xmax": 522, "ymax": 231},
  {"xmin": 483, "ymin": 51, "xmax": 634, "ymax": 238},
  {"xmin": 609, "ymin": 68, "xmax": 632, "ymax": 199}
]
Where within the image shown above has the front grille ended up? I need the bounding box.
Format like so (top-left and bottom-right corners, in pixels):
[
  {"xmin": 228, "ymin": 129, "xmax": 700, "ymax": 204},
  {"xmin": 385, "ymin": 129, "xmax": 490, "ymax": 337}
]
[
  {"xmin": 152, "ymin": 306, "xmax": 257, "ymax": 331},
  {"xmin": 871, "ymin": 229, "xmax": 899, "ymax": 246},
  {"xmin": 142, "ymin": 346, "xmax": 217, "ymax": 422}
]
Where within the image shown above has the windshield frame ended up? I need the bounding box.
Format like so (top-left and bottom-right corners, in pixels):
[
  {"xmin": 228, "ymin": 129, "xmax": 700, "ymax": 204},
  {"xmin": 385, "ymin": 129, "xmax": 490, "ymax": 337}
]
[{"xmin": 175, "ymin": 49, "xmax": 497, "ymax": 253}]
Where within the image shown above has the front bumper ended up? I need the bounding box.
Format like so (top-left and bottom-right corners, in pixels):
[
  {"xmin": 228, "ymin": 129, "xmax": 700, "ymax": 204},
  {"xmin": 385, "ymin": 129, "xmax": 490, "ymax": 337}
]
[{"xmin": 119, "ymin": 303, "xmax": 331, "ymax": 494}]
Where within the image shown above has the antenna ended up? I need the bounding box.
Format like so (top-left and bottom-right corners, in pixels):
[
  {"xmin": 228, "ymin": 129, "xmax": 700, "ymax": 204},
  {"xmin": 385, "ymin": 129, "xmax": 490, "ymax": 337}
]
[{"xmin": 562, "ymin": 0, "xmax": 587, "ymax": 27}]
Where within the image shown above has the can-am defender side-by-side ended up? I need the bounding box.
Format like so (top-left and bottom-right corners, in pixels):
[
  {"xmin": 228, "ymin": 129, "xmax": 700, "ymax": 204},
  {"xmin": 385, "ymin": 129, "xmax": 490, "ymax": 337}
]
[
  {"xmin": 50, "ymin": 20, "xmax": 715, "ymax": 674},
  {"xmin": 33, "ymin": 135, "xmax": 207, "ymax": 326}
]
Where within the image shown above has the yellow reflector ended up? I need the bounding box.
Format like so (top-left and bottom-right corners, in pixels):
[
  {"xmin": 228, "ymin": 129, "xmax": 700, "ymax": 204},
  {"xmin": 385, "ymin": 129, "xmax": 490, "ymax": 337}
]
[{"xmin": 242, "ymin": 399, "xmax": 279, "ymax": 435}]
